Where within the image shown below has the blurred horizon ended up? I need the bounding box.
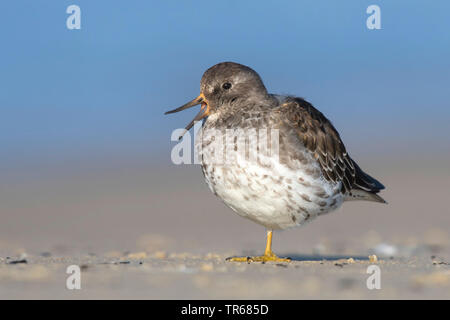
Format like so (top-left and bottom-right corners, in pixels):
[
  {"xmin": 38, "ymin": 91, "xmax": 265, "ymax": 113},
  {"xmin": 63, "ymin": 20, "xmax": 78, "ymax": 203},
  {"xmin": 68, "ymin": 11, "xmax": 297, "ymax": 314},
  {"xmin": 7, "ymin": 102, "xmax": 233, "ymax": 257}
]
[{"xmin": 1, "ymin": 1, "xmax": 450, "ymax": 169}]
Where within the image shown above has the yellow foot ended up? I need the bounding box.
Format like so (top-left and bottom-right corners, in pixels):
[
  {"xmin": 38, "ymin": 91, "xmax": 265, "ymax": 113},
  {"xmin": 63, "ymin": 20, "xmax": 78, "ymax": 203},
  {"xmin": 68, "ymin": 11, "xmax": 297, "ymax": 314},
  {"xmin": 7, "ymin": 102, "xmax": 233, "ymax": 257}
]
[{"xmin": 226, "ymin": 253, "xmax": 291, "ymax": 263}]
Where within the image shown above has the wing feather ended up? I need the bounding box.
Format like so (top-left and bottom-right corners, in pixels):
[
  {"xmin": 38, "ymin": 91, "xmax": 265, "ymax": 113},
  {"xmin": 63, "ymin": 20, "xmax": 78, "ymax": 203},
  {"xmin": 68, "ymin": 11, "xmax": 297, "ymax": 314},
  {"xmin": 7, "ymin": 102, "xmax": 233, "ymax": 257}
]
[{"xmin": 282, "ymin": 97, "xmax": 384, "ymax": 195}]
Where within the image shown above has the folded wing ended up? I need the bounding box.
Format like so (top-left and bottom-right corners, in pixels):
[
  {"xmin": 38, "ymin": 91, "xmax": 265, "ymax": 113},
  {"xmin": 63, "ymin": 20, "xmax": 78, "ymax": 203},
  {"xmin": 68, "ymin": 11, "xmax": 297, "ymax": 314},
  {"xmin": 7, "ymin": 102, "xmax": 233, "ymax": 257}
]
[{"xmin": 282, "ymin": 97, "xmax": 385, "ymax": 202}]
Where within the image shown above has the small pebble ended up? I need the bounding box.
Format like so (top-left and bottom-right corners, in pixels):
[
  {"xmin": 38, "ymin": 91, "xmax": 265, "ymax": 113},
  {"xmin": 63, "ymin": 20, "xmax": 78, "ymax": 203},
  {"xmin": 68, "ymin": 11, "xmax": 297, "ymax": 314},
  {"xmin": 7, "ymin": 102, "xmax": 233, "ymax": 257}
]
[
  {"xmin": 8, "ymin": 259, "xmax": 27, "ymax": 265},
  {"xmin": 200, "ymin": 263, "xmax": 214, "ymax": 272},
  {"xmin": 153, "ymin": 251, "xmax": 167, "ymax": 259},
  {"xmin": 205, "ymin": 253, "xmax": 221, "ymax": 260},
  {"xmin": 276, "ymin": 264, "xmax": 288, "ymax": 268},
  {"xmin": 127, "ymin": 252, "xmax": 147, "ymax": 259}
]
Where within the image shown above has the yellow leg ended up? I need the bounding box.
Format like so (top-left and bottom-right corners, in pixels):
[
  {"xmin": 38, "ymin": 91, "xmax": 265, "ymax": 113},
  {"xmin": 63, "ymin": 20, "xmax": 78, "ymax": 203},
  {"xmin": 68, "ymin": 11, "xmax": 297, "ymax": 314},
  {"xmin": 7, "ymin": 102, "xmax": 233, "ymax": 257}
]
[{"xmin": 226, "ymin": 230, "xmax": 291, "ymax": 263}]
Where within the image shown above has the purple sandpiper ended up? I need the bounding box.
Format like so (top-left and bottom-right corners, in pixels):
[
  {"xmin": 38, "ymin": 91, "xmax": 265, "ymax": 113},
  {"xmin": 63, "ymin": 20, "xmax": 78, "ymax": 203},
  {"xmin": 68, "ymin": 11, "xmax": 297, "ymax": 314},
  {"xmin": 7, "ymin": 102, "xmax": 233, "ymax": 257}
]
[{"xmin": 165, "ymin": 62, "xmax": 386, "ymax": 262}]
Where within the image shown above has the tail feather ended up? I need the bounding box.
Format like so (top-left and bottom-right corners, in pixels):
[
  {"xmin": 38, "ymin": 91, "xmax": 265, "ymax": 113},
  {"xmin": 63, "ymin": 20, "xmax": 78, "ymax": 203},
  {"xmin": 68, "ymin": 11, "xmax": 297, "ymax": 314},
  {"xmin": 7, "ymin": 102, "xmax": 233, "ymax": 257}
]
[
  {"xmin": 345, "ymin": 159, "xmax": 386, "ymax": 204},
  {"xmin": 352, "ymin": 160, "xmax": 385, "ymax": 193},
  {"xmin": 345, "ymin": 188, "xmax": 387, "ymax": 204}
]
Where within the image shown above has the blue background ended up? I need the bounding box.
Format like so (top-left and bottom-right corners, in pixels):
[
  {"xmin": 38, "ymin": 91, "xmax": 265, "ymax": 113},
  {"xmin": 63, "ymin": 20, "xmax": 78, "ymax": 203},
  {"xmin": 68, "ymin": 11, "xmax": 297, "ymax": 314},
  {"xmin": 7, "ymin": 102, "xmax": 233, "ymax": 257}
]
[{"xmin": 1, "ymin": 0, "xmax": 449, "ymax": 170}]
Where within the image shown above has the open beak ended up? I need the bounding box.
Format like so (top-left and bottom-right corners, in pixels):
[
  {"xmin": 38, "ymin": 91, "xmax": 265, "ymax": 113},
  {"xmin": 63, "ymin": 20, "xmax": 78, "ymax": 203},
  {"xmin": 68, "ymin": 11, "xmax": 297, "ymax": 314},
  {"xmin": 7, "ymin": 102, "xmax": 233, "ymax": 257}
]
[{"xmin": 165, "ymin": 93, "xmax": 210, "ymax": 139}]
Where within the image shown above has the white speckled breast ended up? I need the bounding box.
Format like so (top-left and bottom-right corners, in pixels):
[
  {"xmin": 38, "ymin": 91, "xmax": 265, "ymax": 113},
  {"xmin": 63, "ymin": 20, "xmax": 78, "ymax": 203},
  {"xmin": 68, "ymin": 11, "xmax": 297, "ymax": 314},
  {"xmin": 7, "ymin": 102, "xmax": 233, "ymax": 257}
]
[{"xmin": 196, "ymin": 116, "xmax": 344, "ymax": 230}]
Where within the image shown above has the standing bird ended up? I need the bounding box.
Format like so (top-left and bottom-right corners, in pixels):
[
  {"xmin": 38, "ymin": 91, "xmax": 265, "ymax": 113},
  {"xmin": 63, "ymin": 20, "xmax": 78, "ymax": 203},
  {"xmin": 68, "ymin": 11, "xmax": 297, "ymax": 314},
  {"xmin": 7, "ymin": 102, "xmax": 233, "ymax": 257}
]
[{"xmin": 165, "ymin": 62, "xmax": 386, "ymax": 262}]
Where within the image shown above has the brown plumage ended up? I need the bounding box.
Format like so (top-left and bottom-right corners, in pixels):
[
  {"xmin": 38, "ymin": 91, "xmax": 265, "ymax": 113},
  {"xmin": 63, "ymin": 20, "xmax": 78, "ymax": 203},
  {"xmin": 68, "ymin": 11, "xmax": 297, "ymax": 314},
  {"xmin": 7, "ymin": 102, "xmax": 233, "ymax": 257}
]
[
  {"xmin": 165, "ymin": 61, "xmax": 386, "ymax": 262},
  {"xmin": 282, "ymin": 97, "xmax": 385, "ymax": 200}
]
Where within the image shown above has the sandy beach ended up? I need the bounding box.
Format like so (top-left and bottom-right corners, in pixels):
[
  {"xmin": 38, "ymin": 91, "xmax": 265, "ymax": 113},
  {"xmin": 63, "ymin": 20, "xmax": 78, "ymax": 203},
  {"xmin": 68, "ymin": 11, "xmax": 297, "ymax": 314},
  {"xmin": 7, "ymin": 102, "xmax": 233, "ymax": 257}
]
[
  {"xmin": 1, "ymin": 253, "xmax": 449, "ymax": 299},
  {"xmin": 1, "ymin": 156, "xmax": 449, "ymax": 299}
]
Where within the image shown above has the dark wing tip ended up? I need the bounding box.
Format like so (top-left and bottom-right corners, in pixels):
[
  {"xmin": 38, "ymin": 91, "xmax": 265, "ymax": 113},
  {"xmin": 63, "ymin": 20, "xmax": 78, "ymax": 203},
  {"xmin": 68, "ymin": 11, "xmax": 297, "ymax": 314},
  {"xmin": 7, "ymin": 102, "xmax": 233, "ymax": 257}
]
[
  {"xmin": 284, "ymin": 96, "xmax": 386, "ymax": 195},
  {"xmin": 352, "ymin": 159, "xmax": 385, "ymax": 193}
]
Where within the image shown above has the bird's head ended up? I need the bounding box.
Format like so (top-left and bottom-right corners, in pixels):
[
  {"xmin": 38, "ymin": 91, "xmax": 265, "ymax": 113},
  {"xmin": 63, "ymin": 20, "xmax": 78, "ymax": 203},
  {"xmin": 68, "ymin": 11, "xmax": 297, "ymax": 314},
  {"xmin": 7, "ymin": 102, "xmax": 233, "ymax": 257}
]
[{"xmin": 165, "ymin": 62, "xmax": 268, "ymax": 134}]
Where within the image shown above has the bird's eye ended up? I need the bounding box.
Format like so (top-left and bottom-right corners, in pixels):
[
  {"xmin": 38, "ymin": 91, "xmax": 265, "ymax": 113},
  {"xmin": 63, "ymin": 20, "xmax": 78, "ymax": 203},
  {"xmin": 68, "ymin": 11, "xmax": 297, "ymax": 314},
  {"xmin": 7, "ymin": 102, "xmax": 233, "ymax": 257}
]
[{"xmin": 222, "ymin": 82, "xmax": 232, "ymax": 90}]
